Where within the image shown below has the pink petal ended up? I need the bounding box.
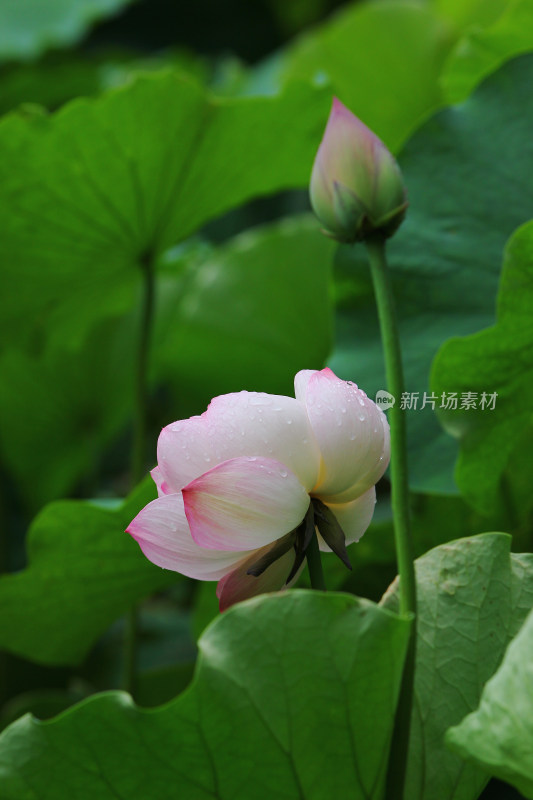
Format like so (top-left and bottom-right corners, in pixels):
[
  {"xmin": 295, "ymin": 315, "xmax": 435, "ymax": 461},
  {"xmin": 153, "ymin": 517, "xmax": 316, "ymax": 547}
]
[
  {"xmin": 318, "ymin": 487, "xmax": 376, "ymax": 552},
  {"xmin": 204, "ymin": 391, "xmax": 320, "ymax": 491},
  {"xmin": 216, "ymin": 546, "xmax": 295, "ymax": 612},
  {"xmin": 182, "ymin": 456, "xmax": 310, "ymax": 551},
  {"xmin": 156, "ymin": 415, "xmax": 213, "ymax": 493},
  {"xmin": 298, "ymin": 368, "xmax": 390, "ymax": 502},
  {"xmin": 150, "ymin": 466, "xmax": 171, "ymax": 497},
  {"xmin": 126, "ymin": 493, "xmax": 247, "ymax": 580}
]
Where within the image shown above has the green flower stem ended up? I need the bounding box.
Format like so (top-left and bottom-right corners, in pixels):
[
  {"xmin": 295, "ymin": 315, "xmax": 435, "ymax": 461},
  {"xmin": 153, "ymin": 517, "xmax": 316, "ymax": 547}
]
[
  {"xmin": 124, "ymin": 251, "xmax": 156, "ymax": 698},
  {"xmin": 365, "ymin": 236, "xmax": 417, "ymax": 800},
  {"xmin": 306, "ymin": 532, "xmax": 326, "ymax": 591}
]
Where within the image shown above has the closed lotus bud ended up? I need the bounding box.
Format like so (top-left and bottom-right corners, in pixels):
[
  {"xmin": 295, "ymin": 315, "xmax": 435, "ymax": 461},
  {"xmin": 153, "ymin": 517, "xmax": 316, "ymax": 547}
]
[{"xmin": 310, "ymin": 97, "xmax": 407, "ymax": 243}]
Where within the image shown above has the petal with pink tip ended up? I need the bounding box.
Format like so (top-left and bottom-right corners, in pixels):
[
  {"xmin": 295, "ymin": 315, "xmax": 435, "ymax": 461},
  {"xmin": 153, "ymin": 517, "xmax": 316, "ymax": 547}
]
[
  {"xmin": 300, "ymin": 368, "xmax": 389, "ymax": 501},
  {"xmin": 217, "ymin": 546, "xmax": 295, "ymax": 612},
  {"xmin": 182, "ymin": 456, "xmax": 310, "ymax": 552},
  {"xmin": 204, "ymin": 390, "xmax": 320, "ymax": 491},
  {"xmin": 126, "ymin": 493, "xmax": 247, "ymax": 580},
  {"xmin": 157, "ymin": 415, "xmax": 213, "ymax": 493},
  {"xmin": 150, "ymin": 466, "xmax": 171, "ymax": 497},
  {"xmin": 318, "ymin": 487, "xmax": 376, "ymax": 552}
]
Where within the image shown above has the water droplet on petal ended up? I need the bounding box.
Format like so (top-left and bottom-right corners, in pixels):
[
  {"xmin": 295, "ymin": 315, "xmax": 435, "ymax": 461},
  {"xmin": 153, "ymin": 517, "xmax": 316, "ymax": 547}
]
[{"xmin": 279, "ymin": 469, "xmax": 288, "ymax": 477}]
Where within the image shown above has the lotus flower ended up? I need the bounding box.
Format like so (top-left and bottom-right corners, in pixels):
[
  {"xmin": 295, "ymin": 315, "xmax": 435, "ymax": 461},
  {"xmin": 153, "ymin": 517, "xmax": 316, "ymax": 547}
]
[
  {"xmin": 310, "ymin": 97, "xmax": 407, "ymax": 242},
  {"xmin": 127, "ymin": 368, "xmax": 390, "ymax": 610}
]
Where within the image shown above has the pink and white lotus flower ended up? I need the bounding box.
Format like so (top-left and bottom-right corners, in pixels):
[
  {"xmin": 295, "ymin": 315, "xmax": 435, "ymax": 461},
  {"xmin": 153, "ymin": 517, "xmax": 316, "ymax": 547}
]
[{"xmin": 127, "ymin": 368, "xmax": 390, "ymax": 610}]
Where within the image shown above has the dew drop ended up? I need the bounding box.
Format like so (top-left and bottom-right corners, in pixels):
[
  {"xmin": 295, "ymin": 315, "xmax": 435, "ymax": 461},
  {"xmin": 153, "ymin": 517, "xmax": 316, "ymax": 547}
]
[
  {"xmin": 246, "ymin": 456, "xmax": 257, "ymax": 462},
  {"xmin": 286, "ymin": 419, "xmax": 293, "ymax": 425},
  {"xmin": 279, "ymin": 469, "xmax": 288, "ymax": 478}
]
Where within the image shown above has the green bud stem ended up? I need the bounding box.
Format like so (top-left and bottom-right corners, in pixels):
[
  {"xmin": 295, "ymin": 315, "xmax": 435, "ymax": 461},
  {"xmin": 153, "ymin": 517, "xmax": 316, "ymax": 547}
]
[{"xmin": 365, "ymin": 236, "xmax": 417, "ymax": 800}]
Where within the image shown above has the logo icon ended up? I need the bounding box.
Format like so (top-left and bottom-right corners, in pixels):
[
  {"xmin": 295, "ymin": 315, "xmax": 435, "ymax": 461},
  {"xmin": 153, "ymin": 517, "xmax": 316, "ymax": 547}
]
[{"xmin": 375, "ymin": 390, "xmax": 395, "ymax": 410}]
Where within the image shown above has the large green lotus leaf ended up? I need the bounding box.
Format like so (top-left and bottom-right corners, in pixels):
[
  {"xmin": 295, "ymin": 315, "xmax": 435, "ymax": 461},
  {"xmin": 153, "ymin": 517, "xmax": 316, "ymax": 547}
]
[
  {"xmin": 0, "ymin": 479, "xmax": 178, "ymax": 665},
  {"xmin": 382, "ymin": 533, "xmax": 533, "ymax": 800},
  {"xmin": 0, "ymin": 591, "xmax": 411, "ymax": 800},
  {"xmin": 330, "ymin": 53, "xmax": 533, "ymax": 495},
  {"xmin": 283, "ymin": 1, "xmax": 454, "ymax": 152},
  {"xmin": 431, "ymin": 221, "xmax": 533, "ymax": 517},
  {"xmin": 153, "ymin": 215, "xmax": 335, "ymax": 417},
  {"xmin": 0, "ymin": 71, "xmax": 329, "ymax": 350},
  {"xmin": 447, "ymin": 606, "xmax": 533, "ymax": 799},
  {"xmin": 0, "ymin": 0, "xmax": 135, "ymax": 61},
  {"xmin": 442, "ymin": 0, "xmax": 533, "ymax": 102}
]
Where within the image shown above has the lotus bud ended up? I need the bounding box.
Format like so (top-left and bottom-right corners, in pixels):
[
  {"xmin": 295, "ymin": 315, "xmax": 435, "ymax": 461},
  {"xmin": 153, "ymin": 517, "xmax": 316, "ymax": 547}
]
[{"xmin": 310, "ymin": 97, "xmax": 407, "ymax": 243}]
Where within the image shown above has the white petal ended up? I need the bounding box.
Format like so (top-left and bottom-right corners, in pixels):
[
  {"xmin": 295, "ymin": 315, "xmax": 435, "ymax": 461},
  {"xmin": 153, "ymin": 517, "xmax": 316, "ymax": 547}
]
[
  {"xmin": 301, "ymin": 368, "xmax": 390, "ymax": 501},
  {"xmin": 294, "ymin": 369, "xmax": 316, "ymax": 402},
  {"xmin": 318, "ymin": 487, "xmax": 376, "ymax": 552},
  {"xmin": 126, "ymin": 493, "xmax": 247, "ymax": 580},
  {"xmin": 204, "ymin": 390, "xmax": 321, "ymax": 491},
  {"xmin": 156, "ymin": 415, "xmax": 214, "ymax": 493},
  {"xmin": 324, "ymin": 417, "xmax": 390, "ymax": 504},
  {"xmin": 182, "ymin": 456, "xmax": 310, "ymax": 551}
]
